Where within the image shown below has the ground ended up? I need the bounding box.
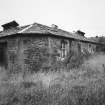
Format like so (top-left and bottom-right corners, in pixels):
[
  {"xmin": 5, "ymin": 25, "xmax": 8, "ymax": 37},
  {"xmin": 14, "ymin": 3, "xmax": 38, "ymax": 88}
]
[{"xmin": 0, "ymin": 53, "xmax": 105, "ymax": 105}]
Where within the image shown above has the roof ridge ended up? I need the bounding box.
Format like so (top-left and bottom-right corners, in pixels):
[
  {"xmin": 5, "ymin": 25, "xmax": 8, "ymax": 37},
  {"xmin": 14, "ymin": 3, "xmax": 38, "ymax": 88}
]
[{"xmin": 18, "ymin": 24, "xmax": 33, "ymax": 33}]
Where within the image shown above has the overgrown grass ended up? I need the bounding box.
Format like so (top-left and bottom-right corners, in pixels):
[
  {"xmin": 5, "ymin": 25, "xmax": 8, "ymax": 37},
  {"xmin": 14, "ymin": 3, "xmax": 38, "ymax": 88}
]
[{"xmin": 0, "ymin": 53, "xmax": 105, "ymax": 105}]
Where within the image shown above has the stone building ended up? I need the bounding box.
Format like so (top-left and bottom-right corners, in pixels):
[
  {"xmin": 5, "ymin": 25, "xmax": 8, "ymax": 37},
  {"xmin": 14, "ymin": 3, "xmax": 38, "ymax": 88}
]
[{"xmin": 0, "ymin": 21, "xmax": 101, "ymax": 72}]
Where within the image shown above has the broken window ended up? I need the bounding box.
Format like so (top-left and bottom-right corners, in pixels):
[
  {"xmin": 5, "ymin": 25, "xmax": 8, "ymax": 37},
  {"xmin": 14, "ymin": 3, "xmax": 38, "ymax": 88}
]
[
  {"xmin": 88, "ymin": 44, "xmax": 94, "ymax": 53},
  {"xmin": 60, "ymin": 40, "xmax": 67, "ymax": 59},
  {"xmin": 0, "ymin": 42, "xmax": 7, "ymax": 68}
]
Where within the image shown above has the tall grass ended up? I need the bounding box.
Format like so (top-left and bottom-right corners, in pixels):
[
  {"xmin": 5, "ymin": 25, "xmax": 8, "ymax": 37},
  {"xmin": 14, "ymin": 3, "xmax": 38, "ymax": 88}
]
[{"xmin": 0, "ymin": 53, "xmax": 105, "ymax": 105}]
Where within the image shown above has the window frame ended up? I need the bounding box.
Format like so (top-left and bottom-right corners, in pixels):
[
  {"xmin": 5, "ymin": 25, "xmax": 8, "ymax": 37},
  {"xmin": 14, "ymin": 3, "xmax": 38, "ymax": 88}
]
[{"xmin": 60, "ymin": 40, "xmax": 67, "ymax": 60}]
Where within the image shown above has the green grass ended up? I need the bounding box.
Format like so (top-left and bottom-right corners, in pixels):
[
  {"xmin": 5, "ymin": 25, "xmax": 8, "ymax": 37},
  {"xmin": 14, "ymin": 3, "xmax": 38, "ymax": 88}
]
[{"xmin": 0, "ymin": 53, "xmax": 105, "ymax": 105}]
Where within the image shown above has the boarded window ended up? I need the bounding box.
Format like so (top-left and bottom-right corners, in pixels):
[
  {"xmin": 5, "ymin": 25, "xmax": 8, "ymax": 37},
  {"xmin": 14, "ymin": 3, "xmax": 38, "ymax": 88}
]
[{"xmin": 0, "ymin": 42, "xmax": 7, "ymax": 68}]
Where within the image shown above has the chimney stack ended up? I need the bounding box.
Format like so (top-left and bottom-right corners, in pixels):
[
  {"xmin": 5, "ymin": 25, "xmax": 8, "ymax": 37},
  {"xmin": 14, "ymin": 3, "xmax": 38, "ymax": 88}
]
[
  {"xmin": 51, "ymin": 24, "xmax": 58, "ymax": 29},
  {"xmin": 75, "ymin": 30, "xmax": 85, "ymax": 37},
  {"xmin": 2, "ymin": 20, "xmax": 19, "ymax": 31}
]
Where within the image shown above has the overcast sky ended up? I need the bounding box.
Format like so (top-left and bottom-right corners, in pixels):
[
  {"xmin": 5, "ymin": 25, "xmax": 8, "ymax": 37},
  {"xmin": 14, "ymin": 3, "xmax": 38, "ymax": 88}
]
[{"xmin": 0, "ymin": 0, "xmax": 105, "ymax": 37}]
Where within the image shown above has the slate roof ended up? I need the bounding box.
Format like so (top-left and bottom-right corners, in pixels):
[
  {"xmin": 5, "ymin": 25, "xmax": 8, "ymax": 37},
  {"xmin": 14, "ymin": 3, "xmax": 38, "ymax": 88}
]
[
  {"xmin": 0, "ymin": 22, "xmax": 99, "ymax": 44},
  {"xmin": 0, "ymin": 25, "xmax": 29, "ymax": 37}
]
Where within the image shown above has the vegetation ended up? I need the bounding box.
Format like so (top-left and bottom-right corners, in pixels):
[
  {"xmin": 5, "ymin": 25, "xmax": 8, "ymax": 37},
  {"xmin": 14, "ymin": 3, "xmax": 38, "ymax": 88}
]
[
  {"xmin": 0, "ymin": 53, "xmax": 105, "ymax": 105},
  {"xmin": 91, "ymin": 36, "xmax": 105, "ymax": 52}
]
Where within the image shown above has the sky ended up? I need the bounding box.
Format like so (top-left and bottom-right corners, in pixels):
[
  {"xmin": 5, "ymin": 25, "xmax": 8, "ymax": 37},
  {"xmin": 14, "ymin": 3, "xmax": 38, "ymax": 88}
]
[{"xmin": 0, "ymin": 0, "xmax": 105, "ymax": 37}]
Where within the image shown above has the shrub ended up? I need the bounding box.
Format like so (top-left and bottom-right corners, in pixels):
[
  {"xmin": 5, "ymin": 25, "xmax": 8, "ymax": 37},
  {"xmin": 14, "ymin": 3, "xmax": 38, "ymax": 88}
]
[{"xmin": 64, "ymin": 51, "xmax": 91, "ymax": 69}]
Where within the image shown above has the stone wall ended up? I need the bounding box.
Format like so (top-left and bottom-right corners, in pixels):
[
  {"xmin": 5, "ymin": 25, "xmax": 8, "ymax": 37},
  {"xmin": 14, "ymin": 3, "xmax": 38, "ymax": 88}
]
[
  {"xmin": 0, "ymin": 35, "xmax": 97, "ymax": 73},
  {"xmin": 22, "ymin": 36, "xmax": 49, "ymax": 72},
  {"xmin": 48, "ymin": 37, "xmax": 70, "ymax": 61},
  {"xmin": 48, "ymin": 37, "xmax": 97, "ymax": 62},
  {"xmin": 7, "ymin": 37, "xmax": 21, "ymax": 73},
  {"xmin": 0, "ymin": 35, "xmax": 49, "ymax": 73},
  {"xmin": 0, "ymin": 37, "xmax": 21, "ymax": 72}
]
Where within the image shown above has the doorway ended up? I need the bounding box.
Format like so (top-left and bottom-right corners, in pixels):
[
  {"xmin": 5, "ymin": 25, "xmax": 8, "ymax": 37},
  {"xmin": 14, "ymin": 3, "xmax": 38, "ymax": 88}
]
[{"xmin": 0, "ymin": 42, "xmax": 7, "ymax": 68}]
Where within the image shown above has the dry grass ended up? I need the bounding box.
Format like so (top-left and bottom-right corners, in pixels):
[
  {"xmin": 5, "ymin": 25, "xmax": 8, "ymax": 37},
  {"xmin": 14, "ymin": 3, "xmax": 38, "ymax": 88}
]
[{"xmin": 0, "ymin": 53, "xmax": 105, "ymax": 105}]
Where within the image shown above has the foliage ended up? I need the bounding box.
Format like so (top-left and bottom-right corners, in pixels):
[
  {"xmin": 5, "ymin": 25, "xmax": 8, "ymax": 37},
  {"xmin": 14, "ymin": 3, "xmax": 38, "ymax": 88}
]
[
  {"xmin": 96, "ymin": 36, "xmax": 105, "ymax": 52},
  {"xmin": 64, "ymin": 50, "xmax": 91, "ymax": 69}
]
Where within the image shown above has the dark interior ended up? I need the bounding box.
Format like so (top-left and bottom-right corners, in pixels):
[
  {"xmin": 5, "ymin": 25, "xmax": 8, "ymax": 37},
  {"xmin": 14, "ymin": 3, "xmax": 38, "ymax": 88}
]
[{"xmin": 0, "ymin": 42, "xmax": 7, "ymax": 68}]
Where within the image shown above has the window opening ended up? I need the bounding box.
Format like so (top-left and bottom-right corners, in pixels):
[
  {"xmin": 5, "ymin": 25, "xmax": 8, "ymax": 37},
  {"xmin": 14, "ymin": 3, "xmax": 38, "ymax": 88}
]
[
  {"xmin": 78, "ymin": 43, "xmax": 81, "ymax": 53},
  {"xmin": 60, "ymin": 40, "xmax": 67, "ymax": 59}
]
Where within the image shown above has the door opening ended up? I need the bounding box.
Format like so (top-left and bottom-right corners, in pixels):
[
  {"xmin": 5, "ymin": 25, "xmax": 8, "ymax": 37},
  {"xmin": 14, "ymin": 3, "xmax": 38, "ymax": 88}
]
[{"xmin": 0, "ymin": 42, "xmax": 7, "ymax": 68}]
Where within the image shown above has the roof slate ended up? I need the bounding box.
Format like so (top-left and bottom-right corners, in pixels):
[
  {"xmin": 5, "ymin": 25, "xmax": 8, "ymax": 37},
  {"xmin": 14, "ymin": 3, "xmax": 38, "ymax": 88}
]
[
  {"xmin": 0, "ymin": 25, "xmax": 29, "ymax": 37},
  {"xmin": 0, "ymin": 22, "xmax": 98, "ymax": 44}
]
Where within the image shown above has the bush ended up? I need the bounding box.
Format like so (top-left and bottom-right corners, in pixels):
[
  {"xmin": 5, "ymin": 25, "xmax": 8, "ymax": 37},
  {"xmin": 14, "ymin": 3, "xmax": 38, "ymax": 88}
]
[{"xmin": 64, "ymin": 51, "xmax": 91, "ymax": 69}]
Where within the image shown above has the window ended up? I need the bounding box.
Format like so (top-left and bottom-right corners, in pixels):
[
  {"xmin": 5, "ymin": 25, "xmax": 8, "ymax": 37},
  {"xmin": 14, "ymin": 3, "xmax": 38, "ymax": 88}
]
[
  {"xmin": 88, "ymin": 44, "xmax": 94, "ymax": 53},
  {"xmin": 78, "ymin": 43, "xmax": 81, "ymax": 53},
  {"xmin": 88, "ymin": 44, "xmax": 92, "ymax": 53},
  {"xmin": 60, "ymin": 40, "xmax": 67, "ymax": 59}
]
